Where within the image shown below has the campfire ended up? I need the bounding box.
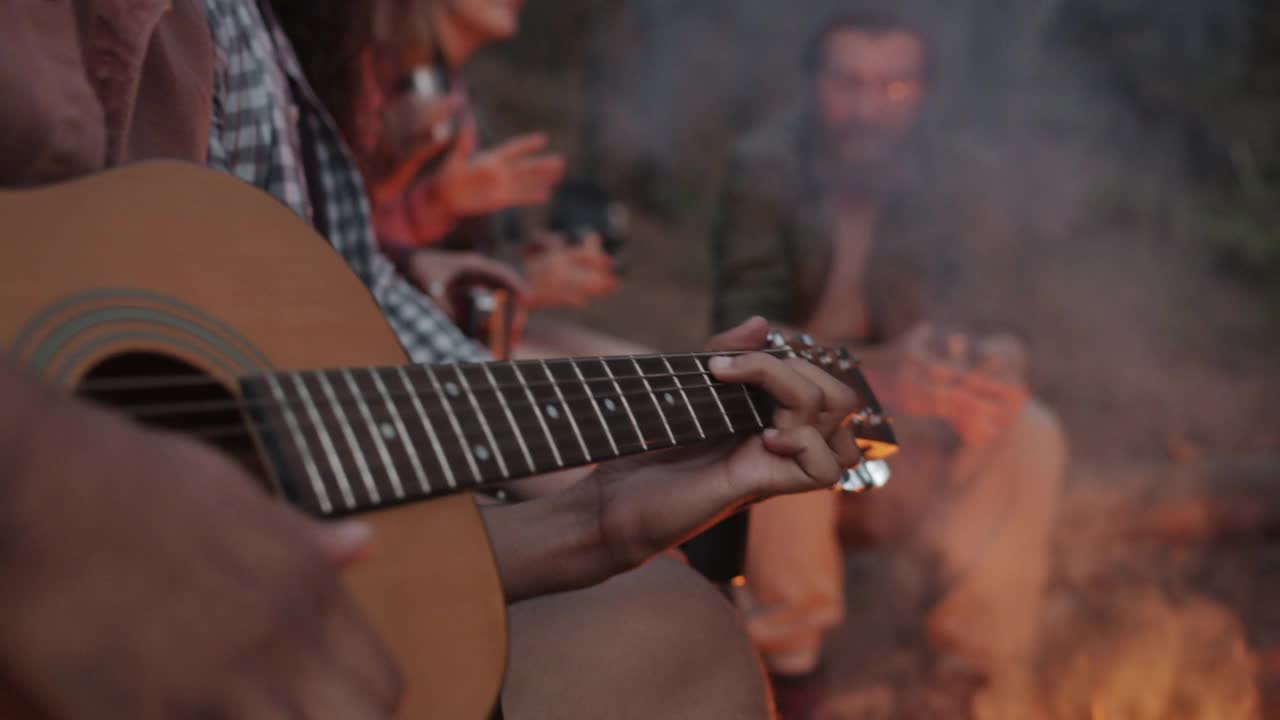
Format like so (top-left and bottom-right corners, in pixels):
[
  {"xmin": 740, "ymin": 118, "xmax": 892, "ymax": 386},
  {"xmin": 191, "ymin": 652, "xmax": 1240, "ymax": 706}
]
[{"xmin": 1040, "ymin": 583, "xmax": 1259, "ymax": 720}]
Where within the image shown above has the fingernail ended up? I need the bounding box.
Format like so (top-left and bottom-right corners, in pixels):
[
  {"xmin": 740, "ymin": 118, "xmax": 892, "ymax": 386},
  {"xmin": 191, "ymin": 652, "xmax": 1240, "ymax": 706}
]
[
  {"xmin": 329, "ymin": 520, "xmax": 374, "ymax": 550},
  {"xmin": 708, "ymin": 356, "xmax": 734, "ymax": 372},
  {"xmin": 762, "ymin": 428, "xmax": 779, "ymax": 439}
]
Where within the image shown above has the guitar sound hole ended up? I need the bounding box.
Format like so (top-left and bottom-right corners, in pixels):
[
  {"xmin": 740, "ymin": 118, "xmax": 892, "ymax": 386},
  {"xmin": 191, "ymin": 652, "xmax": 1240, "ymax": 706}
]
[{"xmin": 77, "ymin": 353, "xmax": 268, "ymax": 481}]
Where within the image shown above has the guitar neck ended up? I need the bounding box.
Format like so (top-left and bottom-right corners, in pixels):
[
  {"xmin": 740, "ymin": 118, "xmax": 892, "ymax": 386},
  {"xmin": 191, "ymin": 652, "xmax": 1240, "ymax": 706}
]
[{"xmin": 240, "ymin": 353, "xmax": 772, "ymax": 517}]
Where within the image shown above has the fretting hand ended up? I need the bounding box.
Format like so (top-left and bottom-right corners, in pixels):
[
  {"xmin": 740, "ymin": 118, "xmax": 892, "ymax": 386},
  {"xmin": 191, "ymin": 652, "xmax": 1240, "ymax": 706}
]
[{"xmin": 483, "ymin": 317, "xmax": 863, "ymax": 602}]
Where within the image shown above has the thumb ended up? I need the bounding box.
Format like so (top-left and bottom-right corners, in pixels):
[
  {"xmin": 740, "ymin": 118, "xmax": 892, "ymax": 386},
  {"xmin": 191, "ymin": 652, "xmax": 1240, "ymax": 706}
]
[
  {"xmin": 446, "ymin": 119, "xmax": 478, "ymax": 168},
  {"xmin": 311, "ymin": 519, "xmax": 375, "ymax": 568}
]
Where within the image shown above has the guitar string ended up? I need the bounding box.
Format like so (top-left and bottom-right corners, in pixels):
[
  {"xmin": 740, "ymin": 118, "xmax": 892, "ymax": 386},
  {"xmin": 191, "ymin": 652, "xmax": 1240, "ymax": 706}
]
[
  {"xmin": 70, "ymin": 348, "xmax": 824, "ymax": 394},
  {"xmin": 169, "ymin": 393, "xmax": 771, "ymax": 497},
  {"xmin": 121, "ymin": 380, "xmax": 769, "ymax": 446},
  {"xmin": 106, "ymin": 368, "xmax": 776, "ymax": 421},
  {"xmin": 127, "ymin": 387, "xmax": 879, "ymax": 507}
]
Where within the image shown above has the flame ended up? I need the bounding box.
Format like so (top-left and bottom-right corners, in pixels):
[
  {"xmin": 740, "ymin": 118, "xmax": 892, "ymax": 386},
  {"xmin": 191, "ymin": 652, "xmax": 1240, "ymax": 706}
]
[{"xmin": 1091, "ymin": 695, "xmax": 1106, "ymax": 720}]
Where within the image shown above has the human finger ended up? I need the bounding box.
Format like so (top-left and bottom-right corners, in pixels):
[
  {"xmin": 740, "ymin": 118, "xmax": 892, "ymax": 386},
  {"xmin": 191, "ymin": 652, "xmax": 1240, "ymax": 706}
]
[
  {"xmin": 493, "ymin": 132, "xmax": 550, "ymax": 162},
  {"xmin": 758, "ymin": 426, "xmax": 843, "ymax": 492},
  {"xmin": 444, "ymin": 119, "xmax": 479, "ymax": 169},
  {"xmin": 452, "ymin": 253, "xmax": 531, "ymax": 298},
  {"xmin": 309, "ymin": 519, "xmax": 375, "ymax": 568},
  {"xmin": 708, "ymin": 353, "xmax": 822, "ymax": 429},
  {"xmin": 781, "ymin": 357, "xmax": 859, "ymax": 437}
]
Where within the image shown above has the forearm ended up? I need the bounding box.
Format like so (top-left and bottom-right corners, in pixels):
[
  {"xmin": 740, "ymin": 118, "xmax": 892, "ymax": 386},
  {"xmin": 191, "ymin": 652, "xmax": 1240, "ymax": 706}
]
[{"xmin": 479, "ymin": 482, "xmax": 619, "ymax": 604}]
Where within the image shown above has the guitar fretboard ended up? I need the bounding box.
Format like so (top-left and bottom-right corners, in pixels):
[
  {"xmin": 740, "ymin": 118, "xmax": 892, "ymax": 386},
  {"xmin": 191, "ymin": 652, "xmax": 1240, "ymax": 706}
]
[{"xmin": 240, "ymin": 355, "xmax": 769, "ymax": 517}]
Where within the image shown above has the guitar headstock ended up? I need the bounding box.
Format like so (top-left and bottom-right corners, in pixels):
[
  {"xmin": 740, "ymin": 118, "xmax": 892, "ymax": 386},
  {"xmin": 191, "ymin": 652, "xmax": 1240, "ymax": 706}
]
[{"xmin": 766, "ymin": 331, "xmax": 899, "ymax": 468}]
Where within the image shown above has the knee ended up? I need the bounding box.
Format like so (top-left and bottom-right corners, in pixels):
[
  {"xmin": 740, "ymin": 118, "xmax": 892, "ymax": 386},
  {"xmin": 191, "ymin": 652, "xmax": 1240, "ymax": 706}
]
[
  {"xmin": 503, "ymin": 556, "xmax": 772, "ymax": 719},
  {"xmin": 607, "ymin": 558, "xmax": 773, "ymax": 718}
]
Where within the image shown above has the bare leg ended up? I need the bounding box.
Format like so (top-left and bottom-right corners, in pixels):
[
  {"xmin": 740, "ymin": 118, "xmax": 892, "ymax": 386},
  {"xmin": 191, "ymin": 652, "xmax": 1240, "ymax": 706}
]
[{"xmin": 502, "ymin": 555, "xmax": 774, "ymax": 720}]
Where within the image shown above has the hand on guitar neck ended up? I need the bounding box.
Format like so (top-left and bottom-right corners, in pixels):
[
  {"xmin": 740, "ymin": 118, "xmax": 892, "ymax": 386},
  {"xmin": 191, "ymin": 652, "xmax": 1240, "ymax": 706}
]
[
  {"xmin": 479, "ymin": 317, "xmax": 863, "ymax": 602},
  {"xmin": 0, "ymin": 317, "xmax": 861, "ymax": 716}
]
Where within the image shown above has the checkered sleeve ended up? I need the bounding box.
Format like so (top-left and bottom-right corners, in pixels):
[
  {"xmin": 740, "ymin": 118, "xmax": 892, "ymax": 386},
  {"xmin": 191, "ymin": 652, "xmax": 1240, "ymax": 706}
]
[
  {"xmin": 202, "ymin": 0, "xmax": 488, "ymax": 366},
  {"xmin": 308, "ymin": 115, "xmax": 491, "ymax": 366}
]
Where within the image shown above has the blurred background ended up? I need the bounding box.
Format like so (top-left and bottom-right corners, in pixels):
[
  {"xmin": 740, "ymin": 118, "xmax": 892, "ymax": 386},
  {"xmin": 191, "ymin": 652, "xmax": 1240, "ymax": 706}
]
[{"xmin": 470, "ymin": 0, "xmax": 1279, "ymax": 716}]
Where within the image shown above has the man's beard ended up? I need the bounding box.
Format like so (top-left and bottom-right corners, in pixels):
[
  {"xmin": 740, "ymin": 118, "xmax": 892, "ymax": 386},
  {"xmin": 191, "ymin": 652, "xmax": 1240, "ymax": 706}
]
[{"xmin": 824, "ymin": 124, "xmax": 912, "ymax": 199}]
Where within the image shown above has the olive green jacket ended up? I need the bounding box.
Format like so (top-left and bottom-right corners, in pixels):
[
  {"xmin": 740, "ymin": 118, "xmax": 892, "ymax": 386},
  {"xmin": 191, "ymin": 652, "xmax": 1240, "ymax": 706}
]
[{"xmin": 710, "ymin": 108, "xmax": 963, "ymax": 342}]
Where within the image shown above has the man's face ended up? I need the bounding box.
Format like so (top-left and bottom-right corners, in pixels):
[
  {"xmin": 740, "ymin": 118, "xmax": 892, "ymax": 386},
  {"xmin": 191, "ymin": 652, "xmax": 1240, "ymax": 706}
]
[
  {"xmin": 444, "ymin": 0, "xmax": 524, "ymax": 43},
  {"xmin": 815, "ymin": 29, "xmax": 927, "ymax": 180}
]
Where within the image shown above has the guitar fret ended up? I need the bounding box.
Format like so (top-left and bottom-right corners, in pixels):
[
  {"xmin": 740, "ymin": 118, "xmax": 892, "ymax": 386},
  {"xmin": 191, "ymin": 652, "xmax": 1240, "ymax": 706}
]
[
  {"xmin": 630, "ymin": 356, "xmax": 677, "ymax": 445},
  {"xmin": 368, "ymin": 368, "xmax": 429, "ymax": 495},
  {"xmin": 289, "ymin": 372, "xmax": 355, "ymax": 509},
  {"xmin": 691, "ymin": 354, "xmax": 734, "ymax": 433},
  {"xmin": 316, "ymin": 371, "xmax": 381, "ymax": 504},
  {"xmin": 511, "ymin": 363, "xmax": 563, "ymax": 468},
  {"xmin": 539, "ymin": 359, "xmax": 591, "ymax": 461},
  {"xmin": 423, "ymin": 365, "xmax": 484, "ymax": 485},
  {"xmin": 481, "ymin": 363, "xmax": 536, "ymax": 474},
  {"xmin": 452, "ymin": 365, "xmax": 511, "ymax": 480},
  {"xmin": 599, "ymin": 358, "xmax": 646, "ymax": 450},
  {"xmin": 396, "ymin": 366, "xmax": 456, "ymax": 490},
  {"xmin": 570, "ymin": 360, "xmax": 619, "ymax": 457},
  {"xmin": 661, "ymin": 356, "xmax": 705, "ymax": 439},
  {"xmin": 341, "ymin": 369, "xmax": 404, "ymax": 500},
  {"xmin": 264, "ymin": 374, "xmax": 332, "ymax": 514},
  {"xmin": 741, "ymin": 384, "xmax": 764, "ymax": 427}
]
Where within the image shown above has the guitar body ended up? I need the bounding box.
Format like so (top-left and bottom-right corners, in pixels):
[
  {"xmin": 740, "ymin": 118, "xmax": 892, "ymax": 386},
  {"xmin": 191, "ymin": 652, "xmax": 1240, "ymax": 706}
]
[{"xmin": 0, "ymin": 163, "xmax": 506, "ymax": 718}]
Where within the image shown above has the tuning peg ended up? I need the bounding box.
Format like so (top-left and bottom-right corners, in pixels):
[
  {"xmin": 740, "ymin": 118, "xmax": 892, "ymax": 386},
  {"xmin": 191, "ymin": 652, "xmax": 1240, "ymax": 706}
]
[
  {"xmin": 836, "ymin": 347, "xmax": 859, "ymax": 371},
  {"xmin": 766, "ymin": 330, "xmax": 789, "ymax": 349},
  {"xmin": 818, "ymin": 349, "xmax": 838, "ymax": 368},
  {"xmin": 794, "ymin": 334, "xmax": 815, "ymax": 348},
  {"xmin": 849, "ymin": 409, "xmax": 889, "ymax": 427},
  {"xmin": 839, "ymin": 459, "xmax": 891, "ymax": 493}
]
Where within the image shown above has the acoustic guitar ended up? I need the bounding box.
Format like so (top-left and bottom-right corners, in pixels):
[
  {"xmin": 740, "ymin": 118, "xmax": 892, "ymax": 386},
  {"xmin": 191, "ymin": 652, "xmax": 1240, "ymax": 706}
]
[{"xmin": 0, "ymin": 162, "xmax": 897, "ymax": 718}]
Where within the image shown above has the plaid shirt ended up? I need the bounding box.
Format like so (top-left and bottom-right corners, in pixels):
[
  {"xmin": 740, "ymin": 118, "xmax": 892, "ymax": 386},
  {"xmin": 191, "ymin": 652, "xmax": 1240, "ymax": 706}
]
[{"xmin": 203, "ymin": 0, "xmax": 489, "ymax": 365}]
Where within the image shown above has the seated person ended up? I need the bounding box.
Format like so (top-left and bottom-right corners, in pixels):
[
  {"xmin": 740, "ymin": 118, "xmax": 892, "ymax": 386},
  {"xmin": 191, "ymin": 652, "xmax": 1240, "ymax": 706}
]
[
  {"xmin": 0, "ymin": 2, "xmax": 866, "ymax": 717},
  {"xmin": 711, "ymin": 10, "xmax": 1068, "ymax": 717},
  {"xmin": 283, "ymin": 0, "xmax": 646, "ymax": 360}
]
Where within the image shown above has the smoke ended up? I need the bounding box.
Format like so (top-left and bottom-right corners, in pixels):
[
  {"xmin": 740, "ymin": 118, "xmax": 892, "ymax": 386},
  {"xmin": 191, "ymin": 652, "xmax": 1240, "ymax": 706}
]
[
  {"xmin": 475, "ymin": 0, "xmax": 1279, "ymax": 712},
  {"xmin": 499, "ymin": 0, "xmax": 1275, "ymax": 459}
]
